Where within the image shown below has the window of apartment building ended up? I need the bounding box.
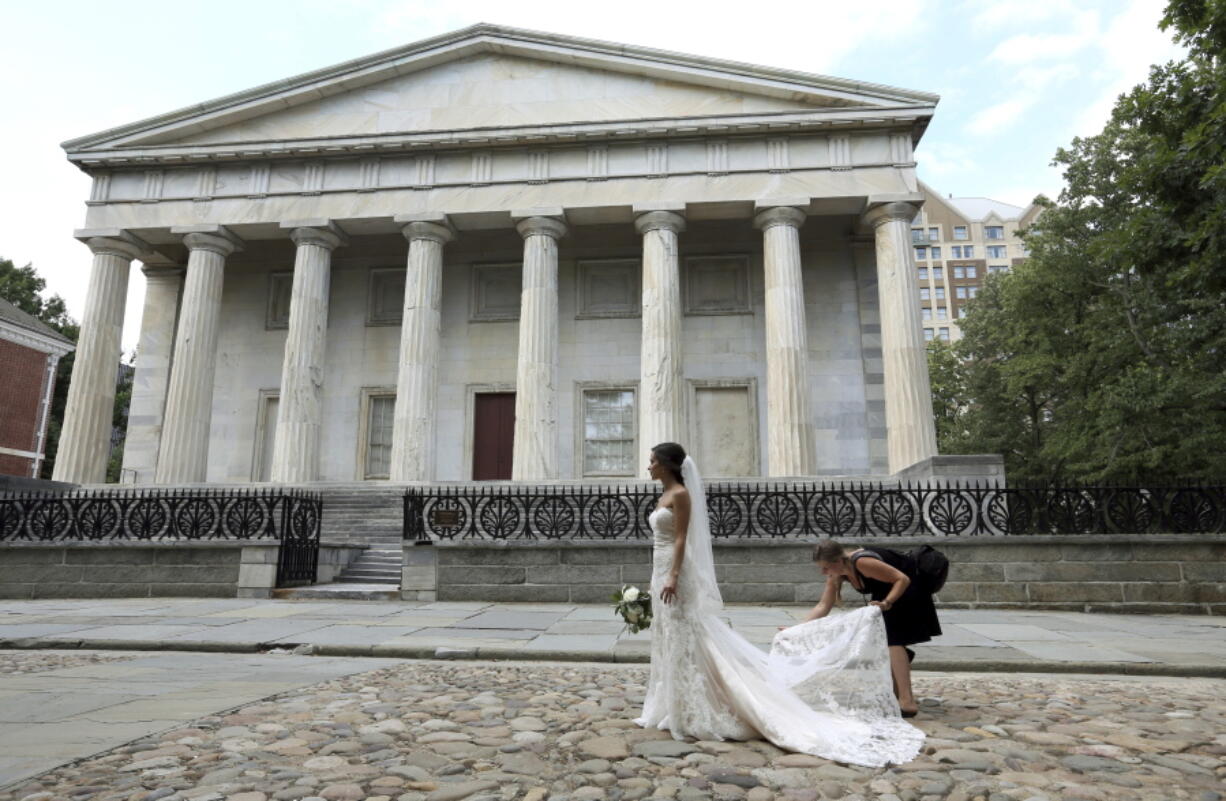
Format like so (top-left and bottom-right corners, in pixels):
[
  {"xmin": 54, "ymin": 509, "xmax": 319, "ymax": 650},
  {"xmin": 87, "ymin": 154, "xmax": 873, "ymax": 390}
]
[
  {"xmin": 927, "ymin": 227, "xmax": 939, "ymax": 241},
  {"xmin": 958, "ymin": 308, "xmax": 968, "ymax": 318},
  {"xmin": 968, "ymin": 287, "xmax": 978, "ymax": 298},
  {"xmin": 935, "ymin": 287, "xmax": 945, "ymax": 300},
  {"xmin": 924, "ymin": 328, "xmax": 934, "ymax": 341},
  {"xmin": 918, "ymin": 266, "xmax": 928, "ymax": 280},
  {"xmin": 582, "ymin": 388, "xmax": 636, "ymax": 476},
  {"xmin": 965, "ymin": 265, "xmax": 977, "ymax": 278},
  {"xmin": 920, "ymin": 288, "xmax": 930, "ymax": 300},
  {"xmin": 986, "ymin": 245, "xmax": 1007, "ymax": 259},
  {"xmin": 911, "ymin": 229, "xmax": 925, "ymax": 243},
  {"xmin": 929, "ymin": 246, "xmax": 941, "ymax": 259},
  {"xmin": 937, "ymin": 307, "xmax": 947, "ymax": 321},
  {"xmin": 933, "ymin": 266, "xmax": 943, "ymax": 279},
  {"xmin": 963, "ymin": 245, "xmax": 974, "ymax": 258},
  {"xmin": 914, "ymin": 246, "xmax": 927, "ymax": 260},
  {"xmin": 950, "ymin": 246, "xmax": 961, "ymax": 259},
  {"xmin": 956, "ymin": 286, "xmax": 967, "ymax": 299},
  {"xmin": 989, "ymin": 265, "xmax": 1010, "ymax": 275},
  {"xmin": 953, "ymin": 226, "xmax": 968, "ymax": 240},
  {"xmin": 938, "ymin": 327, "xmax": 950, "ymax": 341},
  {"xmin": 921, "ymin": 307, "xmax": 932, "ymax": 321},
  {"xmin": 953, "ymin": 266, "xmax": 964, "ymax": 279},
  {"xmin": 986, "ymin": 225, "xmax": 1005, "ymax": 240}
]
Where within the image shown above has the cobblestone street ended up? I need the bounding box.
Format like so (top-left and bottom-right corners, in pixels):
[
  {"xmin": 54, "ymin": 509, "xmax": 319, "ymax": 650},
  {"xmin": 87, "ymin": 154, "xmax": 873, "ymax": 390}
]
[{"xmin": 2, "ymin": 651, "xmax": 1223, "ymax": 801}]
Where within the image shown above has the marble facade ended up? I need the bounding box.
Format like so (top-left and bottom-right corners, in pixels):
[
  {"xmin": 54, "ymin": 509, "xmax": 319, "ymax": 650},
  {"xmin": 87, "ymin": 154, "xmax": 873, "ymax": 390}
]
[{"xmin": 54, "ymin": 24, "xmax": 939, "ymax": 485}]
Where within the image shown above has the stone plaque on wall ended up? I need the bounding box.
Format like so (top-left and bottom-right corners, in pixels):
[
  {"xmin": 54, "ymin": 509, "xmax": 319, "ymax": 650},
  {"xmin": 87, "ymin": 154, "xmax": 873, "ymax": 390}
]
[
  {"xmin": 266, "ymin": 272, "xmax": 293, "ymax": 329},
  {"xmin": 470, "ymin": 263, "xmax": 522, "ymax": 321},
  {"xmin": 367, "ymin": 268, "xmax": 406, "ymax": 326},
  {"xmin": 685, "ymin": 255, "xmax": 751, "ymax": 315},
  {"xmin": 576, "ymin": 259, "xmax": 639, "ymax": 319}
]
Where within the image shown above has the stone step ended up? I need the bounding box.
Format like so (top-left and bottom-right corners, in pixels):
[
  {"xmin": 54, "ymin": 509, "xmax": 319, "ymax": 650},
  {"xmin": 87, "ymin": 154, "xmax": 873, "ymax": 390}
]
[
  {"xmin": 334, "ymin": 575, "xmax": 399, "ymax": 585},
  {"xmin": 274, "ymin": 584, "xmax": 399, "ymax": 601}
]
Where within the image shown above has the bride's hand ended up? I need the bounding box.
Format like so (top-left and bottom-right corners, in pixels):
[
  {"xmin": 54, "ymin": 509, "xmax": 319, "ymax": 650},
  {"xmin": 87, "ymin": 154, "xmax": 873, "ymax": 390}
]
[{"xmin": 660, "ymin": 579, "xmax": 678, "ymax": 604}]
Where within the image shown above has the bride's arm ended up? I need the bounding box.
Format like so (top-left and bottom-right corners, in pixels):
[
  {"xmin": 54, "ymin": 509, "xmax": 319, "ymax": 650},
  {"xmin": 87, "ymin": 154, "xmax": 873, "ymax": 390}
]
[{"xmin": 660, "ymin": 490, "xmax": 691, "ymax": 604}]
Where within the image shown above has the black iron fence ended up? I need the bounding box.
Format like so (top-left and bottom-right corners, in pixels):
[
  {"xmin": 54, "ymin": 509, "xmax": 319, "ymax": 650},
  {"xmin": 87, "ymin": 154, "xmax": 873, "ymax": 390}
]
[
  {"xmin": 0, "ymin": 488, "xmax": 323, "ymax": 586},
  {"xmin": 404, "ymin": 482, "xmax": 1226, "ymax": 541}
]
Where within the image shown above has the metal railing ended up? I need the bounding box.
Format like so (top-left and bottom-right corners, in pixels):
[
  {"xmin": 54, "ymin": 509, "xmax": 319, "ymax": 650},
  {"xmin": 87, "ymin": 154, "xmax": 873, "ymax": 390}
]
[
  {"xmin": 404, "ymin": 481, "xmax": 1226, "ymax": 541},
  {"xmin": 0, "ymin": 487, "xmax": 323, "ymax": 587}
]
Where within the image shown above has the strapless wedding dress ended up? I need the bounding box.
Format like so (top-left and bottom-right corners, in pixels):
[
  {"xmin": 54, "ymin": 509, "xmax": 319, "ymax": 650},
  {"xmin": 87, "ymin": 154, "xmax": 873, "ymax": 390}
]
[{"xmin": 634, "ymin": 506, "xmax": 924, "ymax": 767}]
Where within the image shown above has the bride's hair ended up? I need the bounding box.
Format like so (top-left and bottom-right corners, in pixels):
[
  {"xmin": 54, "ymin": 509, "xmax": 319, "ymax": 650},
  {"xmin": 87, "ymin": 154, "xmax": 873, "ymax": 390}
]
[
  {"xmin": 813, "ymin": 539, "xmax": 849, "ymax": 564},
  {"xmin": 651, "ymin": 442, "xmax": 686, "ymax": 485}
]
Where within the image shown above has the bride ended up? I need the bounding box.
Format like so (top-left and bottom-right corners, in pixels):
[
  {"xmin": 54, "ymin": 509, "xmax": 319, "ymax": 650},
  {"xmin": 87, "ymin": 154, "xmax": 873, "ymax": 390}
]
[{"xmin": 634, "ymin": 442, "xmax": 923, "ymax": 767}]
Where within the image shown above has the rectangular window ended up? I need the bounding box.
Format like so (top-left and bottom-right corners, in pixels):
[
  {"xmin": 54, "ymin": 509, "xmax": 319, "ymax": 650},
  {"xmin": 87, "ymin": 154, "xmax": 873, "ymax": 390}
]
[
  {"xmin": 911, "ymin": 229, "xmax": 926, "ymax": 243},
  {"xmin": 922, "ymin": 308, "xmax": 932, "ymax": 321},
  {"xmin": 950, "ymin": 246, "xmax": 961, "ymax": 259},
  {"xmin": 927, "ymin": 227, "xmax": 939, "ymax": 241},
  {"xmin": 935, "ymin": 287, "xmax": 945, "ymax": 300},
  {"xmin": 267, "ymin": 272, "xmax": 293, "ymax": 330},
  {"xmin": 933, "ymin": 266, "xmax": 943, "ymax": 279},
  {"xmin": 956, "ymin": 286, "xmax": 967, "ymax": 299},
  {"xmin": 965, "ymin": 265, "xmax": 977, "ymax": 278},
  {"xmin": 986, "ymin": 245, "xmax": 1007, "ymax": 259},
  {"xmin": 920, "ymin": 288, "xmax": 930, "ymax": 300},
  {"xmin": 918, "ymin": 267, "xmax": 929, "ymax": 280},
  {"xmin": 953, "ymin": 266, "xmax": 964, "ymax": 279},
  {"xmin": 914, "ymin": 246, "xmax": 927, "ymax": 260},
  {"xmin": 990, "ymin": 265, "xmax": 1009, "ymax": 274},
  {"xmin": 367, "ymin": 268, "xmax": 407, "ymax": 326},
  {"xmin": 963, "ymin": 245, "xmax": 974, "ymax": 258},
  {"xmin": 953, "ymin": 226, "xmax": 968, "ymax": 240},
  {"xmin": 365, "ymin": 394, "xmax": 396, "ymax": 479},
  {"xmin": 938, "ymin": 327, "xmax": 950, "ymax": 341},
  {"xmin": 937, "ymin": 306, "xmax": 947, "ymax": 320},
  {"xmin": 924, "ymin": 328, "xmax": 935, "ymax": 341},
  {"xmin": 929, "ymin": 246, "xmax": 942, "ymax": 259},
  {"xmin": 986, "ymin": 225, "xmax": 1005, "ymax": 240},
  {"xmin": 583, "ymin": 388, "xmax": 636, "ymax": 475},
  {"xmin": 968, "ymin": 287, "xmax": 978, "ymax": 298},
  {"xmin": 958, "ymin": 307, "xmax": 968, "ymax": 318}
]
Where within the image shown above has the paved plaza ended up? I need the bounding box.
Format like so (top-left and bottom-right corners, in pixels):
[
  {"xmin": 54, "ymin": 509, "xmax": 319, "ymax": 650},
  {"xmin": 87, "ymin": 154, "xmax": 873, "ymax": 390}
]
[{"xmin": 1, "ymin": 599, "xmax": 1224, "ymax": 675}]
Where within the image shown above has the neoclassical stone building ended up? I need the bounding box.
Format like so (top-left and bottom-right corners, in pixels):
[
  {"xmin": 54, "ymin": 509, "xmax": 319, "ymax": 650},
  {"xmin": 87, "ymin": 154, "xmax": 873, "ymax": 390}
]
[{"xmin": 54, "ymin": 24, "xmax": 942, "ymax": 486}]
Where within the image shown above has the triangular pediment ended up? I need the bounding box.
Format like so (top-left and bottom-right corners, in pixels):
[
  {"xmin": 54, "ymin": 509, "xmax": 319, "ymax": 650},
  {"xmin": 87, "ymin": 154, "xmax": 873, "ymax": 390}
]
[{"xmin": 65, "ymin": 24, "xmax": 938, "ymax": 159}]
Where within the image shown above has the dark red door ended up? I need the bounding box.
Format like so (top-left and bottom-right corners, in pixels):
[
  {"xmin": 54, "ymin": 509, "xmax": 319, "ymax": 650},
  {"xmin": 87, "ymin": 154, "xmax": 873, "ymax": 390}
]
[{"xmin": 473, "ymin": 392, "xmax": 515, "ymax": 480}]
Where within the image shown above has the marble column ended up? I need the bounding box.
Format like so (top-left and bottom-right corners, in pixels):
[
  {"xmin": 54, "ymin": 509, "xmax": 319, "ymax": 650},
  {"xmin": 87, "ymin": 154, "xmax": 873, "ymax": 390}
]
[
  {"xmin": 53, "ymin": 231, "xmax": 147, "ymax": 484},
  {"xmin": 754, "ymin": 205, "xmax": 816, "ymax": 477},
  {"xmin": 511, "ymin": 211, "xmax": 567, "ymax": 481},
  {"xmin": 156, "ymin": 227, "xmax": 243, "ymax": 484},
  {"xmin": 389, "ymin": 214, "xmax": 455, "ymax": 482},
  {"xmin": 270, "ymin": 222, "xmax": 347, "ymax": 484},
  {"xmin": 635, "ymin": 208, "xmax": 686, "ymax": 452},
  {"xmin": 121, "ymin": 265, "xmax": 184, "ymax": 483},
  {"xmin": 864, "ymin": 199, "xmax": 938, "ymax": 472}
]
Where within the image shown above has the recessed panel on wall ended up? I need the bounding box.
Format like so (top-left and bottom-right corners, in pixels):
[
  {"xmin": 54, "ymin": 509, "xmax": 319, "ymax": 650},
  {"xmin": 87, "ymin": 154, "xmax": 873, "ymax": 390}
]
[
  {"xmin": 470, "ymin": 263, "xmax": 522, "ymax": 322},
  {"xmin": 576, "ymin": 259, "xmax": 640, "ymax": 319},
  {"xmin": 367, "ymin": 267, "xmax": 406, "ymax": 326},
  {"xmin": 691, "ymin": 382, "xmax": 757, "ymax": 477},
  {"xmin": 684, "ymin": 255, "xmax": 751, "ymax": 315},
  {"xmin": 266, "ymin": 272, "xmax": 293, "ymax": 330}
]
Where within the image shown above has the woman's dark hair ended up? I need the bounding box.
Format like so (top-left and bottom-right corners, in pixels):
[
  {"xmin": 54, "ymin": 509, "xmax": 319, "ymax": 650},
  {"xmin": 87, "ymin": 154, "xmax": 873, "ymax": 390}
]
[
  {"xmin": 651, "ymin": 442, "xmax": 686, "ymax": 485},
  {"xmin": 812, "ymin": 539, "xmax": 848, "ymax": 564}
]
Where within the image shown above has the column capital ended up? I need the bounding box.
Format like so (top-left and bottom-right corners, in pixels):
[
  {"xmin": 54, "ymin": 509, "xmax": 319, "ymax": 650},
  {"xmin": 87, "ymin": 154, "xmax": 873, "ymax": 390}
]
[
  {"xmin": 397, "ymin": 214, "xmax": 456, "ymax": 245},
  {"xmin": 280, "ymin": 219, "xmax": 349, "ymax": 251},
  {"xmin": 863, "ymin": 195, "xmax": 924, "ymax": 229},
  {"xmin": 172, "ymin": 225, "xmax": 244, "ymax": 257},
  {"xmin": 513, "ymin": 211, "xmax": 568, "ymax": 240},
  {"xmin": 75, "ymin": 229, "xmax": 150, "ymax": 261},
  {"xmin": 753, "ymin": 206, "xmax": 807, "ymax": 231},
  {"xmin": 634, "ymin": 210, "xmax": 686, "ymax": 235}
]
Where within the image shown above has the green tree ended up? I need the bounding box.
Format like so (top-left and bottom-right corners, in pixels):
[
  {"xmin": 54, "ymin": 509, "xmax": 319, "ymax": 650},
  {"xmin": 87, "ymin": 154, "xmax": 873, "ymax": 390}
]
[
  {"xmin": 947, "ymin": 0, "xmax": 1226, "ymax": 482},
  {"xmin": 926, "ymin": 339, "xmax": 971, "ymax": 453},
  {"xmin": 105, "ymin": 353, "xmax": 135, "ymax": 483},
  {"xmin": 0, "ymin": 258, "xmax": 81, "ymax": 479}
]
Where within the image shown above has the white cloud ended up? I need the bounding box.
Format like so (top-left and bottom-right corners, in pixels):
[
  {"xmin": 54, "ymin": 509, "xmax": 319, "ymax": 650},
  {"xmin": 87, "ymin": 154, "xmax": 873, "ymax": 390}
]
[
  {"xmin": 987, "ymin": 9, "xmax": 1099, "ymax": 64},
  {"xmin": 968, "ymin": 0, "xmax": 1078, "ymax": 31},
  {"xmin": 915, "ymin": 142, "xmax": 978, "ymax": 178},
  {"xmin": 967, "ymin": 95, "xmax": 1038, "ymax": 136}
]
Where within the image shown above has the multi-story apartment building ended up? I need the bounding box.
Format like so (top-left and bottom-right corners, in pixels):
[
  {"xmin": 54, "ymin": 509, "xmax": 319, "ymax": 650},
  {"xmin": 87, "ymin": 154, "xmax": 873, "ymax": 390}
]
[{"xmin": 910, "ymin": 181, "xmax": 1041, "ymax": 342}]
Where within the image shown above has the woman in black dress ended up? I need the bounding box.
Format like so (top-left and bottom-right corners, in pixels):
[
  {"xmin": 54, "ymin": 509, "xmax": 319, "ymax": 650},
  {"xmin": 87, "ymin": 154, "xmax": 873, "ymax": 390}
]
[{"xmin": 797, "ymin": 540, "xmax": 942, "ymax": 717}]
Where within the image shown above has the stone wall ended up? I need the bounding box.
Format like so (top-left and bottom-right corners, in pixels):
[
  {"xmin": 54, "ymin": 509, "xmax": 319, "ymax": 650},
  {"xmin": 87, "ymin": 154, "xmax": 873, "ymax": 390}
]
[
  {"xmin": 406, "ymin": 535, "xmax": 1226, "ymax": 614},
  {"xmin": 0, "ymin": 542, "xmax": 364, "ymax": 600}
]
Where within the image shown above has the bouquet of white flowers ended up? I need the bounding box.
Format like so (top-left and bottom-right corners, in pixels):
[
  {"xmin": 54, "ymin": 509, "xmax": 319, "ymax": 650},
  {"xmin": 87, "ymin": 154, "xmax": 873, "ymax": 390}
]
[{"xmin": 611, "ymin": 584, "xmax": 653, "ymax": 634}]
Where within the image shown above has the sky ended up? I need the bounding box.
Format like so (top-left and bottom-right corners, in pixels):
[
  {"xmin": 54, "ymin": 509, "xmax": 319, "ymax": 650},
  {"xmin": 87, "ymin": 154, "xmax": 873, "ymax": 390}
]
[{"xmin": 0, "ymin": 0, "xmax": 1183, "ymax": 353}]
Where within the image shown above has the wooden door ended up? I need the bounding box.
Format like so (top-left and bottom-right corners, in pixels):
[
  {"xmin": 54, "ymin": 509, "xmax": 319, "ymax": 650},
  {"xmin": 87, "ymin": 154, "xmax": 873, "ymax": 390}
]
[{"xmin": 473, "ymin": 392, "xmax": 515, "ymax": 480}]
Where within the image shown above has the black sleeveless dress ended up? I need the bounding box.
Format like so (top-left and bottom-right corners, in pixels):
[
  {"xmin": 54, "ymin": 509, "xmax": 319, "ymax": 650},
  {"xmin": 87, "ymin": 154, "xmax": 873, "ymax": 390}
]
[{"xmin": 849, "ymin": 549, "xmax": 942, "ymax": 648}]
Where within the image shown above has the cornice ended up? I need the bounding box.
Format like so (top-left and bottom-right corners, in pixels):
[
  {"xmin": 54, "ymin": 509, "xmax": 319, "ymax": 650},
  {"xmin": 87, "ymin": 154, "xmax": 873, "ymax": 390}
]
[{"xmin": 0, "ymin": 319, "xmax": 75, "ymax": 357}]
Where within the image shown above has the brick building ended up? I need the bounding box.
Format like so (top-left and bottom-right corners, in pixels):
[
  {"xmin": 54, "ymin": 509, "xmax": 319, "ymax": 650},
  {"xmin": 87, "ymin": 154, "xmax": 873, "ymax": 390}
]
[{"xmin": 0, "ymin": 298, "xmax": 75, "ymax": 477}]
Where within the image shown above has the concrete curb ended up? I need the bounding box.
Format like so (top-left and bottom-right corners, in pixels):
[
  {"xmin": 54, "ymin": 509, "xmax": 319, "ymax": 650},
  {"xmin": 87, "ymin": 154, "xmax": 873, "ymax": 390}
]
[{"xmin": 2, "ymin": 637, "xmax": 1224, "ymax": 679}]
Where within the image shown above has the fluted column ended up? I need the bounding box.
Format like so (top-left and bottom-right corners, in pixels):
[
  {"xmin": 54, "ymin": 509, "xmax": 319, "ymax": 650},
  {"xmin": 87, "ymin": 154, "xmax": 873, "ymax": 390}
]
[
  {"xmin": 270, "ymin": 222, "xmax": 347, "ymax": 483},
  {"xmin": 635, "ymin": 208, "xmax": 686, "ymax": 452},
  {"xmin": 121, "ymin": 265, "xmax": 184, "ymax": 483},
  {"xmin": 864, "ymin": 200, "xmax": 938, "ymax": 472},
  {"xmin": 754, "ymin": 205, "xmax": 816, "ymax": 477},
  {"xmin": 53, "ymin": 231, "xmax": 147, "ymax": 483},
  {"xmin": 389, "ymin": 214, "xmax": 455, "ymax": 482},
  {"xmin": 156, "ymin": 227, "xmax": 243, "ymax": 484},
  {"xmin": 511, "ymin": 212, "xmax": 567, "ymax": 480}
]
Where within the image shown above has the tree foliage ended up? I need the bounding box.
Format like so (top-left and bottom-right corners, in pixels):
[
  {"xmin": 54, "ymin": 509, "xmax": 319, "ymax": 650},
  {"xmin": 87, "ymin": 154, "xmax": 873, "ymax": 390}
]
[{"xmin": 941, "ymin": 0, "xmax": 1226, "ymax": 482}]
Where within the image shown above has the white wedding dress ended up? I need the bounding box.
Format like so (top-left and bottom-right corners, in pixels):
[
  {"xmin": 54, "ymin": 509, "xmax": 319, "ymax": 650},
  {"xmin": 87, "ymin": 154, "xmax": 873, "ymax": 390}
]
[{"xmin": 634, "ymin": 458, "xmax": 924, "ymax": 768}]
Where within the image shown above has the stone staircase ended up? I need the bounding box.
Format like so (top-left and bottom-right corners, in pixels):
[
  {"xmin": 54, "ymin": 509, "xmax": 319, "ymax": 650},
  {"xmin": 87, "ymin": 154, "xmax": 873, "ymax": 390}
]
[{"xmin": 317, "ymin": 485, "xmax": 405, "ymax": 586}]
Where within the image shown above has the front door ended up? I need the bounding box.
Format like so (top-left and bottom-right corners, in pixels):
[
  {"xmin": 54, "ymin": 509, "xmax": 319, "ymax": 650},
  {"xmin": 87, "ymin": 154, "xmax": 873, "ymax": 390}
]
[{"xmin": 473, "ymin": 392, "xmax": 515, "ymax": 480}]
